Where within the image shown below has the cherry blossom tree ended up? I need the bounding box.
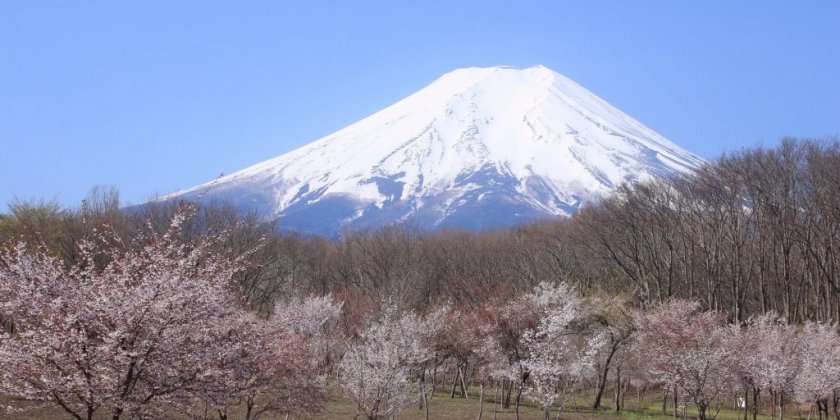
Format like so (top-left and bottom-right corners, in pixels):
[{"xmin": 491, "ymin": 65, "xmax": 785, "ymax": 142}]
[
  {"xmin": 187, "ymin": 314, "xmax": 323, "ymax": 420},
  {"xmin": 793, "ymin": 322, "xmax": 840, "ymax": 420},
  {"xmin": 520, "ymin": 282, "xmax": 596, "ymax": 420},
  {"xmin": 338, "ymin": 304, "xmax": 427, "ymax": 420},
  {"xmin": 422, "ymin": 302, "xmax": 478, "ymax": 402},
  {"xmin": 0, "ymin": 204, "xmax": 323, "ymax": 420},
  {"xmin": 636, "ymin": 300, "xmax": 735, "ymax": 420},
  {"xmin": 474, "ymin": 330, "xmax": 520, "ymax": 417},
  {"xmin": 273, "ymin": 293, "xmax": 345, "ymax": 372},
  {"xmin": 730, "ymin": 312, "xmax": 801, "ymax": 420},
  {"xmin": 477, "ymin": 284, "xmax": 542, "ymax": 417},
  {"xmin": 412, "ymin": 302, "xmax": 452, "ymax": 419}
]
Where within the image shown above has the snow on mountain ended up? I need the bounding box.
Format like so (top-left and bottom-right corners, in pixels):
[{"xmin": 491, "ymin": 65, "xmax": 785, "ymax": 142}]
[{"xmin": 165, "ymin": 65, "xmax": 704, "ymax": 235}]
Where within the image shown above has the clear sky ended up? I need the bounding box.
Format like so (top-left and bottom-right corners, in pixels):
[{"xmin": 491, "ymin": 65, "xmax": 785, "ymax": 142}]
[{"xmin": 1, "ymin": 1, "xmax": 838, "ymax": 207}]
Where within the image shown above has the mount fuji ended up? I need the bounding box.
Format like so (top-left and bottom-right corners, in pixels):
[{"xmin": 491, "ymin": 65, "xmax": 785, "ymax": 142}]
[{"xmin": 164, "ymin": 65, "xmax": 703, "ymax": 236}]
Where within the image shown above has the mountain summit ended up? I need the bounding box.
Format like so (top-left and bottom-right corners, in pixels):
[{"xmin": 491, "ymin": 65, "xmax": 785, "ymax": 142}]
[{"xmin": 166, "ymin": 65, "xmax": 703, "ymax": 235}]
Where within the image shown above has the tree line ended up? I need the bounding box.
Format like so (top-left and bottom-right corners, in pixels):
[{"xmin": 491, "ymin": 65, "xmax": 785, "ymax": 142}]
[
  {"xmin": 4, "ymin": 138, "xmax": 838, "ymax": 322},
  {"xmin": 579, "ymin": 137, "xmax": 840, "ymax": 323}
]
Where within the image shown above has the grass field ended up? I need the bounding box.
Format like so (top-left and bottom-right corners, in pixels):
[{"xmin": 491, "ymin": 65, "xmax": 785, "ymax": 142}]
[
  {"xmin": 312, "ymin": 389, "xmax": 787, "ymax": 420},
  {"xmin": 3, "ymin": 387, "xmax": 799, "ymax": 420}
]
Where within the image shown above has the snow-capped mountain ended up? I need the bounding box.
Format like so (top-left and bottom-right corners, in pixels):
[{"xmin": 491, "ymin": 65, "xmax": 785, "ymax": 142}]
[{"xmin": 166, "ymin": 65, "xmax": 703, "ymax": 235}]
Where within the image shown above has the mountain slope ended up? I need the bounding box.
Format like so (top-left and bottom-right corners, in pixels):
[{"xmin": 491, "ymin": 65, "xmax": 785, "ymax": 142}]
[{"xmin": 165, "ymin": 65, "xmax": 703, "ymax": 235}]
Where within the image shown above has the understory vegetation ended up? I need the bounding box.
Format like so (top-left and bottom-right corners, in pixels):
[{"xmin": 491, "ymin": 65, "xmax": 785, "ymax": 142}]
[{"xmin": 1, "ymin": 137, "xmax": 839, "ymax": 419}]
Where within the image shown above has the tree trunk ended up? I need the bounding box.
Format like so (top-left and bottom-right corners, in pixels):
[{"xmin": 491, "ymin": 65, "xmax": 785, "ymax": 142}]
[
  {"xmin": 503, "ymin": 379, "xmax": 513, "ymax": 409},
  {"xmin": 460, "ymin": 365, "xmax": 470, "ymax": 399},
  {"xmin": 613, "ymin": 370, "xmax": 622, "ymax": 412},
  {"xmin": 696, "ymin": 401, "xmax": 707, "ymax": 420},
  {"xmin": 818, "ymin": 399, "xmax": 830, "ymax": 420},
  {"xmin": 419, "ymin": 369, "xmax": 426, "ymax": 410},
  {"xmin": 462, "ymin": 362, "xmax": 470, "ymax": 397},
  {"xmin": 450, "ymin": 367, "xmax": 459, "ymax": 398},
  {"xmin": 422, "ymin": 387, "xmax": 429, "ymax": 420},
  {"xmin": 431, "ymin": 364, "xmax": 438, "ymax": 399},
  {"xmin": 478, "ymin": 383, "xmax": 484, "ymax": 420},
  {"xmin": 614, "ymin": 369, "xmax": 629, "ymax": 412},
  {"xmin": 515, "ymin": 383, "xmax": 523, "ymax": 420},
  {"xmin": 614, "ymin": 382, "xmax": 621, "ymax": 412},
  {"xmin": 494, "ymin": 382, "xmax": 499, "ymax": 420},
  {"xmin": 742, "ymin": 387, "xmax": 748, "ymax": 420},
  {"xmin": 592, "ymin": 342, "xmax": 618, "ymax": 410},
  {"xmin": 780, "ymin": 391, "xmax": 785, "ymax": 420},
  {"xmin": 111, "ymin": 406, "xmax": 124, "ymax": 420},
  {"xmin": 622, "ymin": 379, "xmax": 629, "ymax": 408},
  {"xmin": 246, "ymin": 398, "xmax": 254, "ymax": 420},
  {"xmin": 52, "ymin": 394, "xmax": 85, "ymax": 420},
  {"xmin": 672, "ymin": 388, "xmax": 678, "ymax": 418}
]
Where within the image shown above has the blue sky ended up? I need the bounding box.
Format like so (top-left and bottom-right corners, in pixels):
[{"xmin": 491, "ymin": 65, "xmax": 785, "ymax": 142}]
[{"xmin": 1, "ymin": 1, "xmax": 838, "ymax": 207}]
